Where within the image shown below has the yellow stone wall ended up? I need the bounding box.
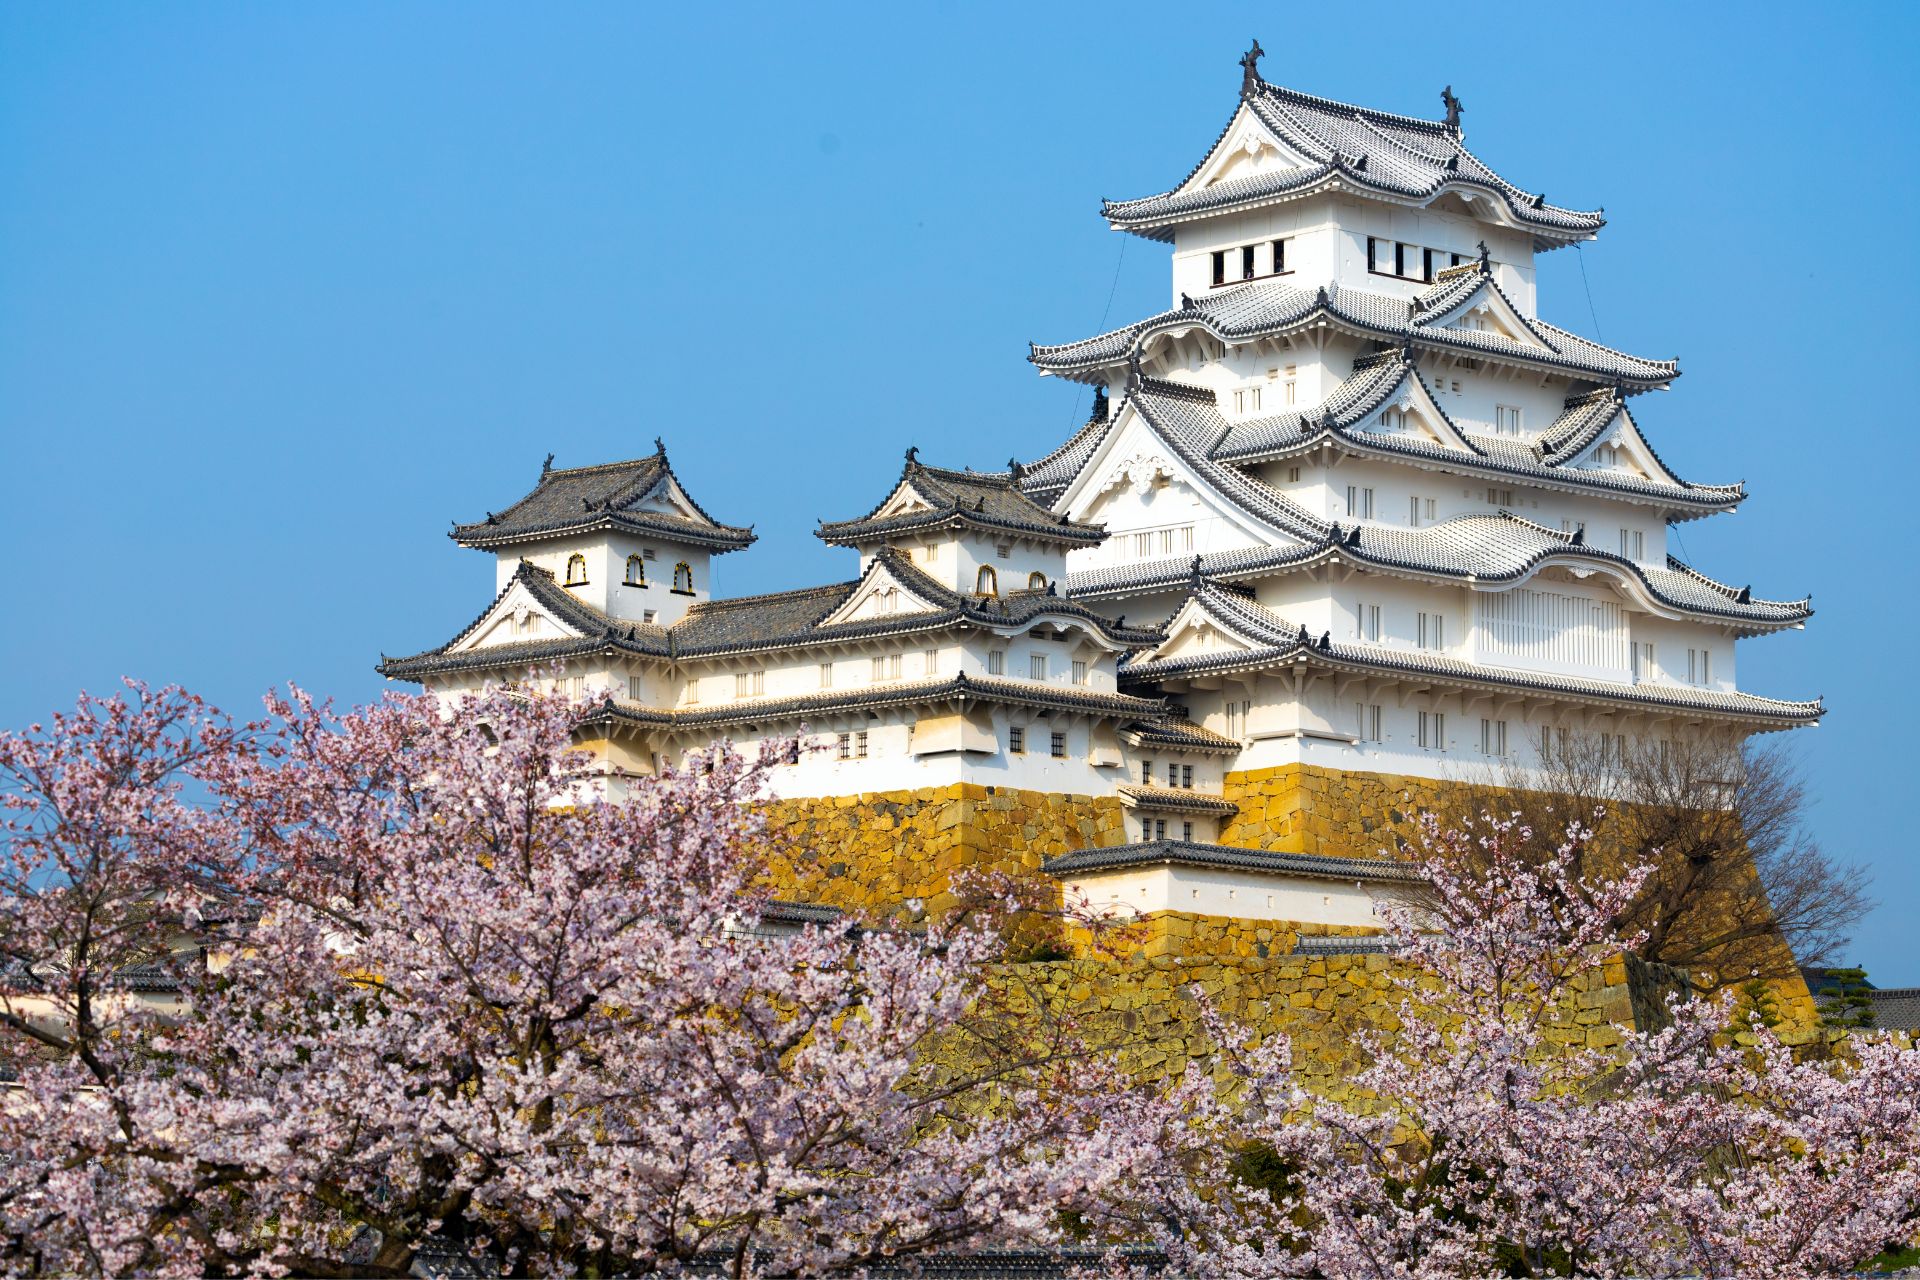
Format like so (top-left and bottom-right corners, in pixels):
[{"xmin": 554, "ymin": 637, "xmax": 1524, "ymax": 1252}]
[
  {"xmin": 968, "ymin": 945, "xmax": 1653, "ymax": 1100},
  {"xmin": 756, "ymin": 768, "xmax": 1820, "ymax": 1040},
  {"xmin": 758, "ymin": 784, "xmax": 1127, "ymax": 917},
  {"xmin": 1220, "ymin": 762, "xmax": 1434, "ymax": 857}
]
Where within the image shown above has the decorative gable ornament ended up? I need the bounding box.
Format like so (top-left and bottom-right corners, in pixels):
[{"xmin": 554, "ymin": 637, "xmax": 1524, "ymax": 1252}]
[{"xmin": 1106, "ymin": 451, "xmax": 1176, "ymax": 497}]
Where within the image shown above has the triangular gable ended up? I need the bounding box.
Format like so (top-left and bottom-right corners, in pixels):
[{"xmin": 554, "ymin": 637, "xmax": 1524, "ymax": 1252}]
[
  {"xmin": 1420, "ymin": 278, "xmax": 1550, "ymax": 351},
  {"xmin": 868, "ymin": 476, "xmax": 940, "ymax": 522},
  {"xmin": 816, "ymin": 557, "xmax": 950, "ymax": 628},
  {"xmin": 630, "ymin": 472, "xmax": 704, "ymax": 523},
  {"xmin": 1054, "ymin": 401, "xmax": 1312, "ymax": 550},
  {"xmin": 1185, "ymin": 103, "xmax": 1319, "ymax": 191},
  {"xmin": 1561, "ymin": 405, "xmax": 1685, "ymax": 488},
  {"xmin": 451, "ymin": 577, "xmax": 589, "ymax": 653},
  {"xmin": 1348, "ymin": 365, "xmax": 1480, "ymax": 455},
  {"xmin": 1137, "ymin": 592, "xmax": 1289, "ymax": 664}
]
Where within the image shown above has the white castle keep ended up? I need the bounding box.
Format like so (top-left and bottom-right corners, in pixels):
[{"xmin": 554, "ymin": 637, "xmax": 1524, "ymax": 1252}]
[{"xmin": 381, "ymin": 48, "xmax": 1817, "ymax": 932}]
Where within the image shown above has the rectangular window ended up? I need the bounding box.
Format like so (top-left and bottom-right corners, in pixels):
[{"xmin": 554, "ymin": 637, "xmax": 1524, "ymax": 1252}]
[
  {"xmin": 987, "ymin": 649, "xmax": 1005, "ymax": 676},
  {"xmin": 1356, "ymin": 702, "xmax": 1384, "ymax": 743},
  {"xmin": 1355, "ymin": 601, "xmax": 1382, "ymax": 643},
  {"xmin": 642, "ymin": 548, "xmax": 657, "ymax": 561},
  {"xmin": 1619, "ymin": 528, "xmax": 1645, "ymax": 560},
  {"xmin": 996, "ymin": 544, "xmax": 1012, "ymax": 560},
  {"xmin": 871, "ymin": 656, "xmax": 885, "ymax": 681},
  {"xmin": 628, "ymin": 674, "xmax": 643, "ymax": 700},
  {"xmin": 1030, "ymin": 654, "xmax": 1048, "ymax": 681},
  {"xmin": 1050, "ymin": 730, "xmax": 1067, "ymax": 758},
  {"xmin": 1224, "ymin": 699, "xmax": 1251, "ymax": 740},
  {"xmin": 1495, "ymin": 404, "xmax": 1523, "ymax": 436},
  {"xmin": 1211, "ymin": 250, "xmax": 1226, "ymax": 286},
  {"xmin": 641, "ymin": 609, "xmax": 657, "ymax": 623},
  {"xmin": 1486, "ymin": 487, "xmax": 1516, "ymax": 507},
  {"xmin": 1134, "ymin": 531, "xmax": 1151, "ymax": 557},
  {"xmin": 1561, "ymin": 518, "xmax": 1586, "ymax": 537},
  {"xmin": 1395, "ymin": 241, "xmax": 1409, "ymax": 277},
  {"xmin": 1182, "ymin": 821, "xmax": 1194, "ymax": 842},
  {"xmin": 1181, "ymin": 764, "xmax": 1194, "ymax": 788},
  {"xmin": 1287, "ymin": 465, "xmax": 1302, "ymax": 483},
  {"xmin": 1409, "ymin": 496, "xmax": 1436, "ymax": 527},
  {"xmin": 733, "ymin": 671, "xmax": 764, "ymax": 698},
  {"xmin": 1008, "ymin": 725, "xmax": 1025, "ymax": 754},
  {"xmin": 836, "ymin": 732, "xmax": 852, "ymax": 761},
  {"xmin": 1633, "ymin": 641, "xmax": 1656, "ymax": 683},
  {"xmin": 923, "ymin": 648, "xmax": 938, "ymax": 677},
  {"xmin": 1271, "ymin": 238, "xmax": 1287, "ymax": 274},
  {"xmin": 1479, "ymin": 718, "xmax": 1508, "ymax": 757},
  {"xmin": 1154, "ymin": 819, "xmax": 1168, "ymax": 841},
  {"xmin": 1283, "ymin": 378, "xmax": 1297, "ymax": 405},
  {"xmin": 854, "ymin": 730, "xmax": 869, "ymax": 759},
  {"xmin": 1141, "ymin": 760, "xmax": 1154, "ymax": 785},
  {"xmin": 1687, "ymin": 648, "xmax": 1712, "ymax": 686},
  {"xmin": 1345, "ymin": 485, "xmax": 1375, "ymax": 519},
  {"xmin": 686, "ymin": 677, "xmax": 701, "ymax": 704},
  {"xmin": 1417, "ymin": 611, "xmax": 1445, "ymax": 650},
  {"xmin": 1072, "ymin": 659, "xmax": 1088, "ymax": 685},
  {"xmin": 1241, "ymin": 244, "xmax": 1256, "ymax": 280},
  {"xmin": 1418, "ymin": 710, "xmax": 1446, "ymax": 750},
  {"xmin": 818, "ymin": 662, "xmax": 833, "ymax": 689},
  {"xmin": 1367, "ymin": 236, "xmax": 1381, "ymax": 273}
]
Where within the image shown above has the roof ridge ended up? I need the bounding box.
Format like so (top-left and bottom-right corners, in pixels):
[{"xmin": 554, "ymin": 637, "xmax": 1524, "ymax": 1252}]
[
  {"xmin": 1255, "ymin": 78, "xmax": 1452, "ymax": 137},
  {"xmin": 541, "ymin": 454, "xmax": 664, "ymax": 479},
  {"xmin": 685, "ymin": 581, "xmax": 859, "ymax": 613}
]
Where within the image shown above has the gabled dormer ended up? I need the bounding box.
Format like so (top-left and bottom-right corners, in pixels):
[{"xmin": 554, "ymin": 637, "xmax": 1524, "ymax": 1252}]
[
  {"xmin": 449, "ymin": 441, "xmax": 753, "ymax": 626},
  {"xmin": 817, "ymin": 449, "xmax": 1106, "ymax": 599}
]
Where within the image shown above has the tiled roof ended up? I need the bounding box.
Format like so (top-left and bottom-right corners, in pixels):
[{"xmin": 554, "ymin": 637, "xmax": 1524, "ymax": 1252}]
[
  {"xmin": 1118, "ymin": 582, "xmax": 1822, "ymax": 727},
  {"xmin": 818, "ymin": 453, "xmax": 1104, "ymax": 547},
  {"xmin": 1030, "ymin": 276, "xmax": 1676, "ymax": 388},
  {"xmin": 1866, "ymin": 988, "xmax": 1920, "ymax": 1032},
  {"xmin": 380, "ymin": 552, "xmax": 1165, "ymax": 681},
  {"xmin": 1120, "ymin": 717, "xmax": 1243, "ymax": 754},
  {"xmin": 1043, "ymin": 840, "xmax": 1422, "ymax": 882},
  {"xmin": 1199, "ymin": 362, "xmax": 1741, "ymax": 514},
  {"xmin": 1103, "ymin": 76, "xmax": 1604, "ymax": 247},
  {"xmin": 1291, "ymin": 935, "xmax": 1393, "ymax": 956},
  {"xmin": 1115, "ymin": 784, "xmax": 1241, "ymax": 816},
  {"xmin": 1019, "ymin": 413, "xmax": 1116, "ymax": 502},
  {"xmin": 590, "ymin": 671, "xmax": 1166, "ymax": 734},
  {"xmin": 1056, "ymin": 382, "xmax": 1797, "ymax": 630},
  {"xmin": 451, "ymin": 444, "xmax": 755, "ymax": 553}
]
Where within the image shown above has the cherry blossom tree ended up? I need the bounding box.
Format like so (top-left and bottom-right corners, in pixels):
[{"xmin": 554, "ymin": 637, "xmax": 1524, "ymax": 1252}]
[
  {"xmin": 0, "ymin": 684, "xmax": 1165, "ymax": 1277},
  {"xmin": 1119, "ymin": 813, "xmax": 1920, "ymax": 1279},
  {"xmin": 3, "ymin": 683, "xmax": 1917, "ymax": 1278}
]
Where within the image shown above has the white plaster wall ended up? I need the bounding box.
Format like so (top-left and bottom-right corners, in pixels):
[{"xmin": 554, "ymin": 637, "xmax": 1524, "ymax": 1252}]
[
  {"xmin": 1069, "ymin": 862, "xmax": 1390, "ymax": 930},
  {"xmin": 494, "ymin": 535, "xmax": 713, "ymax": 626}
]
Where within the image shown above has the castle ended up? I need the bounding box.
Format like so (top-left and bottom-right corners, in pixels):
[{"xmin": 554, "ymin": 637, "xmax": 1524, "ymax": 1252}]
[{"xmin": 379, "ymin": 48, "xmax": 1818, "ymax": 945}]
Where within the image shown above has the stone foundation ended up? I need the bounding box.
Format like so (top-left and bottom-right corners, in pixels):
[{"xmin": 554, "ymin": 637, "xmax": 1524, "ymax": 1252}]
[{"xmin": 758, "ymin": 784, "xmax": 1127, "ymax": 917}]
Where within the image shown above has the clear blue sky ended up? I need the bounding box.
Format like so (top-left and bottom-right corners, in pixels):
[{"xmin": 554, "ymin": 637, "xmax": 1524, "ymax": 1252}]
[{"xmin": 3, "ymin": 3, "xmax": 1914, "ymax": 980}]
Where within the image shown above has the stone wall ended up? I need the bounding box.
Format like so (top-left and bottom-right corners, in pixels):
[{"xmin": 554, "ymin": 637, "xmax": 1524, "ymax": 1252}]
[
  {"xmin": 1220, "ymin": 762, "xmax": 1432, "ymax": 858},
  {"xmin": 758, "ymin": 784, "xmax": 1127, "ymax": 917},
  {"xmin": 971, "ymin": 945, "xmax": 1650, "ymax": 1101}
]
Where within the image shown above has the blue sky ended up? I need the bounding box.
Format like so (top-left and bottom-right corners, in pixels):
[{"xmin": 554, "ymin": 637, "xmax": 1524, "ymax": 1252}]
[{"xmin": 3, "ymin": 3, "xmax": 1915, "ymax": 980}]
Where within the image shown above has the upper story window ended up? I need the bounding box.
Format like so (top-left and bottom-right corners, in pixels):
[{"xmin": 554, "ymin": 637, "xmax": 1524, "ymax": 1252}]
[
  {"xmin": 1345, "ymin": 485, "xmax": 1375, "ymax": 519},
  {"xmin": 672, "ymin": 562, "xmax": 695, "ymax": 594},
  {"xmin": 1368, "ymin": 237, "xmax": 1471, "ymax": 284},
  {"xmin": 976, "ymin": 565, "xmax": 999, "ymax": 597},
  {"xmin": 1409, "ymin": 496, "xmax": 1436, "ymax": 527},
  {"xmin": 1355, "ymin": 600, "xmax": 1382, "ymax": 643},
  {"xmin": 1210, "ymin": 237, "xmax": 1292, "ymax": 287},
  {"xmin": 1027, "ymin": 571, "xmax": 1048, "ymax": 591},
  {"xmin": 1484, "ymin": 487, "xmax": 1516, "ymax": 508},
  {"xmin": 624, "ymin": 554, "xmax": 646, "ymax": 586},
  {"xmin": 1618, "ymin": 528, "xmax": 1645, "ymax": 560},
  {"xmin": 1494, "ymin": 405, "xmax": 1524, "ymax": 437},
  {"xmin": 986, "ymin": 649, "xmax": 1005, "ymax": 675},
  {"xmin": 564, "ymin": 554, "xmax": 588, "ymax": 587},
  {"xmin": 1233, "ymin": 386, "xmax": 1262, "ymax": 415},
  {"xmin": 1594, "ymin": 444, "xmax": 1620, "ymax": 468}
]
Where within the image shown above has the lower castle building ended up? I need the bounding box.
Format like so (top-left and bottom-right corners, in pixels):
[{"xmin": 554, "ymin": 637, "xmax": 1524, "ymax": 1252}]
[{"xmin": 379, "ymin": 53, "xmax": 1819, "ymax": 950}]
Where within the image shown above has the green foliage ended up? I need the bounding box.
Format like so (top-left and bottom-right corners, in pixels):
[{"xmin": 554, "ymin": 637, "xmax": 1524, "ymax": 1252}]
[{"xmin": 1818, "ymin": 966, "xmax": 1877, "ymax": 1030}]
